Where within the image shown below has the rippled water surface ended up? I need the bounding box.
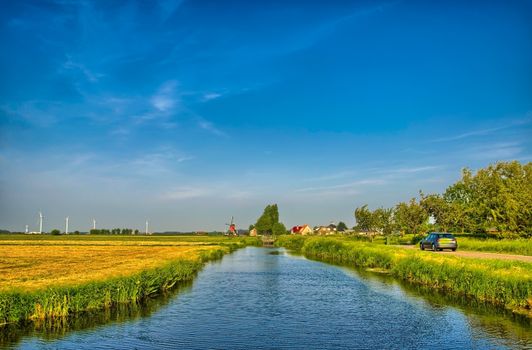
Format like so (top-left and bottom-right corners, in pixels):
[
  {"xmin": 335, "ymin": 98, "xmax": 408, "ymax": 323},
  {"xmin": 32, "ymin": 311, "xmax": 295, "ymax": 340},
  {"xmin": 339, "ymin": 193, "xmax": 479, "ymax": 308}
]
[{"xmin": 4, "ymin": 247, "xmax": 532, "ymax": 349}]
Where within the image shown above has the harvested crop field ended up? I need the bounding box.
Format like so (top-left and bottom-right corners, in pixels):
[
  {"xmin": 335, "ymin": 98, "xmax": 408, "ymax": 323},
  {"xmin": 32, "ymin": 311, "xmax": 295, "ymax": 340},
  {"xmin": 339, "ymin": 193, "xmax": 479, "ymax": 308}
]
[{"xmin": 0, "ymin": 244, "xmax": 220, "ymax": 292}]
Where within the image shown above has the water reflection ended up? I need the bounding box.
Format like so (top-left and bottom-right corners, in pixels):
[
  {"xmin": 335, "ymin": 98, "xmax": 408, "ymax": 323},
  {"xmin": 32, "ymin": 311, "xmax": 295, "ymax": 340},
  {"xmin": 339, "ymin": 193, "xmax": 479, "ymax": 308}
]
[{"xmin": 0, "ymin": 281, "xmax": 193, "ymax": 348}]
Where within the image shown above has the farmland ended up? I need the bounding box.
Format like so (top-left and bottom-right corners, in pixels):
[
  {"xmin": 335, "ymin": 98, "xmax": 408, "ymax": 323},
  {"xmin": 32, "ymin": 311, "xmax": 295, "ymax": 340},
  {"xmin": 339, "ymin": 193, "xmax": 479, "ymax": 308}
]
[{"xmin": 0, "ymin": 235, "xmax": 258, "ymax": 324}]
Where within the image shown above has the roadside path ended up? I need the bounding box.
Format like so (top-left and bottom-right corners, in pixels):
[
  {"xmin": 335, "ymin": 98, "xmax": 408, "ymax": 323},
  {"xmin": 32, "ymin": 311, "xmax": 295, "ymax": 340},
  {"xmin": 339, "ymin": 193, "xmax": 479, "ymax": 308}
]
[{"xmin": 399, "ymin": 245, "xmax": 532, "ymax": 263}]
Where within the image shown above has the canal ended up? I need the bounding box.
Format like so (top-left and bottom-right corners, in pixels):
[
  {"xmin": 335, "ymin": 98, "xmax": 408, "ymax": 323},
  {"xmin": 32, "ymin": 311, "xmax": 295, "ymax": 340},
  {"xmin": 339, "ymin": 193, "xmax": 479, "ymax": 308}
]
[{"xmin": 3, "ymin": 247, "xmax": 532, "ymax": 349}]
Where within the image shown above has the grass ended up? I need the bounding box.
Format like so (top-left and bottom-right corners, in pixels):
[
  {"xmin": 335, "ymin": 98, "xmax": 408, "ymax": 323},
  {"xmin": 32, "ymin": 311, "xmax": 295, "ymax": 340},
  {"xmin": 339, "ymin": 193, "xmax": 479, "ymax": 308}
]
[
  {"xmin": 336, "ymin": 233, "xmax": 532, "ymax": 256},
  {"xmin": 276, "ymin": 235, "xmax": 532, "ymax": 317},
  {"xmin": 456, "ymin": 237, "xmax": 532, "ymax": 256},
  {"xmin": 0, "ymin": 235, "xmax": 259, "ymax": 325}
]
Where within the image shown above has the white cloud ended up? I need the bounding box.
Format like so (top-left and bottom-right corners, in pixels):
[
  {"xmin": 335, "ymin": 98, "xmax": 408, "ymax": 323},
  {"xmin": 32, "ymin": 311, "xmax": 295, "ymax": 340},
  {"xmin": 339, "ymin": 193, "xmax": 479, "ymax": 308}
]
[
  {"xmin": 63, "ymin": 56, "xmax": 103, "ymax": 83},
  {"xmin": 198, "ymin": 119, "xmax": 227, "ymax": 137},
  {"xmin": 468, "ymin": 142, "xmax": 523, "ymax": 160},
  {"xmin": 202, "ymin": 92, "xmax": 222, "ymax": 101},
  {"xmin": 296, "ymin": 179, "xmax": 387, "ymax": 193},
  {"xmin": 430, "ymin": 114, "xmax": 532, "ymax": 143},
  {"xmin": 150, "ymin": 81, "xmax": 179, "ymax": 112},
  {"xmin": 161, "ymin": 186, "xmax": 213, "ymax": 200}
]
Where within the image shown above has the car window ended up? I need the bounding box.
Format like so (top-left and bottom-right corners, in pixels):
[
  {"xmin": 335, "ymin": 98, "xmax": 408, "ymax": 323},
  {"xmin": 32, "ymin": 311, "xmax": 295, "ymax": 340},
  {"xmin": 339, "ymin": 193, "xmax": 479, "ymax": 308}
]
[{"xmin": 442, "ymin": 234, "xmax": 454, "ymax": 238}]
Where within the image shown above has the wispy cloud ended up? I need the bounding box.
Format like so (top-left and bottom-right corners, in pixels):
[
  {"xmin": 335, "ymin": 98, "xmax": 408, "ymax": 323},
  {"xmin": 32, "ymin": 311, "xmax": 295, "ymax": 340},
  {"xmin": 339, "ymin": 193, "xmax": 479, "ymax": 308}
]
[
  {"xmin": 161, "ymin": 186, "xmax": 213, "ymax": 200},
  {"xmin": 378, "ymin": 166, "xmax": 440, "ymax": 175},
  {"xmin": 467, "ymin": 142, "xmax": 524, "ymax": 160},
  {"xmin": 151, "ymin": 81, "xmax": 179, "ymax": 112},
  {"xmin": 202, "ymin": 92, "xmax": 222, "ymax": 102},
  {"xmin": 430, "ymin": 115, "xmax": 532, "ymax": 143},
  {"xmin": 296, "ymin": 179, "xmax": 387, "ymax": 193},
  {"xmin": 198, "ymin": 119, "xmax": 227, "ymax": 137},
  {"xmin": 62, "ymin": 56, "xmax": 103, "ymax": 83}
]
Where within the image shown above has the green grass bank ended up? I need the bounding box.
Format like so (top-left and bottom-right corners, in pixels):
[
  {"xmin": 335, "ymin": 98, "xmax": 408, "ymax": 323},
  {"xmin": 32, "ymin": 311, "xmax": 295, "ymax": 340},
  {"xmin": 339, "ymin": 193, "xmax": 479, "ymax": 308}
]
[{"xmin": 276, "ymin": 235, "xmax": 532, "ymax": 317}]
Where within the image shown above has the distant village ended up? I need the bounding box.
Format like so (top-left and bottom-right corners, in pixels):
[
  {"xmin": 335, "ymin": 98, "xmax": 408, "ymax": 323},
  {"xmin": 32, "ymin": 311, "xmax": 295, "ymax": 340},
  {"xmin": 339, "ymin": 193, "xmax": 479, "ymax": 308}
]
[{"xmin": 249, "ymin": 222, "xmax": 349, "ymax": 237}]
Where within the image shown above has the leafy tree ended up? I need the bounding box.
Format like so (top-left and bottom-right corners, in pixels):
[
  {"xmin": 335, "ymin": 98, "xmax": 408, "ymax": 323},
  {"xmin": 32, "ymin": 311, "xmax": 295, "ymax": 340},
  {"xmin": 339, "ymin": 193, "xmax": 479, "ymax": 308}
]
[
  {"xmin": 373, "ymin": 208, "xmax": 395, "ymax": 236},
  {"xmin": 50, "ymin": 229, "xmax": 61, "ymax": 235},
  {"xmin": 354, "ymin": 205, "xmax": 374, "ymax": 232},
  {"xmin": 337, "ymin": 221, "xmax": 348, "ymax": 232},
  {"xmin": 272, "ymin": 222, "xmax": 288, "ymax": 235},
  {"xmin": 437, "ymin": 161, "xmax": 532, "ymax": 237},
  {"xmin": 394, "ymin": 198, "xmax": 429, "ymax": 237},
  {"xmin": 255, "ymin": 204, "xmax": 286, "ymax": 235}
]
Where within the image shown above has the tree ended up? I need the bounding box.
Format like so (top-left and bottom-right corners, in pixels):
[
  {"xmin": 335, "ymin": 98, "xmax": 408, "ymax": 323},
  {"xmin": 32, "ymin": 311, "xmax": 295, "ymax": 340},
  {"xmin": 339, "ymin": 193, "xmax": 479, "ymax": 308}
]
[
  {"xmin": 272, "ymin": 222, "xmax": 288, "ymax": 235},
  {"xmin": 438, "ymin": 161, "xmax": 532, "ymax": 237},
  {"xmin": 354, "ymin": 205, "xmax": 374, "ymax": 232},
  {"xmin": 255, "ymin": 204, "xmax": 282, "ymax": 235},
  {"xmin": 373, "ymin": 208, "xmax": 395, "ymax": 236},
  {"xmin": 255, "ymin": 204, "xmax": 287, "ymax": 236},
  {"xmin": 394, "ymin": 198, "xmax": 429, "ymax": 237},
  {"xmin": 50, "ymin": 229, "xmax": 61, "ymax": 235},
  {"xmin": 337, "ymin": 221, "xmax": 348, "ymax": 232}
]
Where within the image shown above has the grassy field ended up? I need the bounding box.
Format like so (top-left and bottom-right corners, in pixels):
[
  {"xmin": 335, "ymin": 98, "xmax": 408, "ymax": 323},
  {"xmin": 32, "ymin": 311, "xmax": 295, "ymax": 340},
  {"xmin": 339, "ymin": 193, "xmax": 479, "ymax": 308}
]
[
  {"xmin": 338, "ymin": 234, "xmax": 532, "ymax": 256},
  {"xmin": 456, "ymin": 237, "xmax": 532, "ymax": 256},
  {"xmin": 276, "ymin": 235, "xmax": 532, "ymax": 317},
  {"xmin": 0, "ymin": 235, "xmax": 258, "ymax": 324}
]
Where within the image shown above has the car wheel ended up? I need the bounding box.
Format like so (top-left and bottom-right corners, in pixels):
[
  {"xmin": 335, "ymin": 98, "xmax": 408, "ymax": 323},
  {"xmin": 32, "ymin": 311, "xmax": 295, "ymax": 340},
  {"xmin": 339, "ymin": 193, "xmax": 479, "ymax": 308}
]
[
  {"xmin": 452, "ymin": 248, "xmax": 456, "ymax": 252},
  {"xmin": 420, "ymin": 243, "xmax": 424, "ymax": 251}
]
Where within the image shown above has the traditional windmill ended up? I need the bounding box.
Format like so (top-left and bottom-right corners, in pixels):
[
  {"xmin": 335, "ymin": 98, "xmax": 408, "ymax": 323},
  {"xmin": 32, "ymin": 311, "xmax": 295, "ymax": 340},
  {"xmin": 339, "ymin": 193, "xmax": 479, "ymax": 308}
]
[{"xmin": 225, "ymin": 216, "xmax": 237, "ymax": 236}]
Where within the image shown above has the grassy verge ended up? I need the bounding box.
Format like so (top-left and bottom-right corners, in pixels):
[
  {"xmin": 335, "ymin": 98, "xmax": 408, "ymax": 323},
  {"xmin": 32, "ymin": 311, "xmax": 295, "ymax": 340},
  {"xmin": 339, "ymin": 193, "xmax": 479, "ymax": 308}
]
[
  {"xmin": 0, "ymin": 235, "xmax": 259, "ymax": 325},
  {"xmin": 337, "ymin": 234, "xmax": 532, "ymax": 256},
  {"xmin": 456, "ymin": 237, "xmax": 532, "ymax": 256},
  {"xmin": 276, "ymin": 235, "xmax": 532, "ymax": 317}
]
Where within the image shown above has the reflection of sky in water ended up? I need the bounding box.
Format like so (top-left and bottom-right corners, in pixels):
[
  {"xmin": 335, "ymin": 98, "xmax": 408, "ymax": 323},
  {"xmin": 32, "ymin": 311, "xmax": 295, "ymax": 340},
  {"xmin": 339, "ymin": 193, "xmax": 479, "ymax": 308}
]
[{"xmin": 8, "ymin": 248, "xmax": 532, "ymax": 349}]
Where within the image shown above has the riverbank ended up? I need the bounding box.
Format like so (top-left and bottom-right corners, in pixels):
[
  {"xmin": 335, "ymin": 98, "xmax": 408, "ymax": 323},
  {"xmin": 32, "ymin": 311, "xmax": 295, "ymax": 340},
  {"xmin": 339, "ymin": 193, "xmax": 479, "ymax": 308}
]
[
  {"xmin": 276, "ymin": 236, "xmax": 532, "ymax": 317},
  {"xmin": 0, "ymin": 235, "xmax": 259, "ymax": 325}
]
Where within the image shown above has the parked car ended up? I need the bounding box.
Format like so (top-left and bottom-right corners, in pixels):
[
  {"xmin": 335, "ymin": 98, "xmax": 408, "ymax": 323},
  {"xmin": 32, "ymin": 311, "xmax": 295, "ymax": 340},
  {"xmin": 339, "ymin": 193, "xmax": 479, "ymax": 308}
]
[{"xmin": 420, "ymin": 232, "xmax": 457, "ymax": 251}]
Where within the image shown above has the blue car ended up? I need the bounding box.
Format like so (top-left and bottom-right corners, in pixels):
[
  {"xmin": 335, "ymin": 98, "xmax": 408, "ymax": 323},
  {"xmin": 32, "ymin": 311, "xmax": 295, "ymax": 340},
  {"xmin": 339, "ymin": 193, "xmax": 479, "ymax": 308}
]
[{"xmin": 420, "ymin": 232, "xmax": 457, "ymax": 251}]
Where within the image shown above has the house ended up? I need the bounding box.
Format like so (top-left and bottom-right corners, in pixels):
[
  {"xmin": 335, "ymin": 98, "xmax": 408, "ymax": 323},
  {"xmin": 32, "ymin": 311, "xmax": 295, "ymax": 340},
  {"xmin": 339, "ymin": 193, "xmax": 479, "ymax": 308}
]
[
  {"xmin": 291, "ymin": 224, "xmax": 312, "ymax": 235},
  {"xmin": 250, "ymin": 228, "xmax": 258, "ymax": 237},
  {"xmin": 314, "ymin": 223, "xmax": 337, "ymax": 235}
]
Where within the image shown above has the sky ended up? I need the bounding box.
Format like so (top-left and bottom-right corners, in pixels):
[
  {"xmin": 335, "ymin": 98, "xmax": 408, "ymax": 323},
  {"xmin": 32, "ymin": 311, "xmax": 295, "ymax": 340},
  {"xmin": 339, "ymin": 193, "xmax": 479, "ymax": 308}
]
[{"xmin": 1, "ymin": 0, "xmax": 531, "ymax": 232}]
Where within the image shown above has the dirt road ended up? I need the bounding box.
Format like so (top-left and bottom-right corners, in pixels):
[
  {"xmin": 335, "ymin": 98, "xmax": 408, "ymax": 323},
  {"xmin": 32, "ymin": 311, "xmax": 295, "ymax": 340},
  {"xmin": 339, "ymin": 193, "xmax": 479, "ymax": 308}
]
[{"xmin": 399, "ymin": 245, "xmax": 532, "ymax": 263}]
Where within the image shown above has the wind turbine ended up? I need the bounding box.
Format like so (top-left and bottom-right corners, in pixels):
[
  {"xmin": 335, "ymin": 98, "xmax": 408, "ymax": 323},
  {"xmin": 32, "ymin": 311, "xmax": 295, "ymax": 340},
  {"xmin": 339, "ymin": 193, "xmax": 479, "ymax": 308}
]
[
  {"xmin": 145, "ymin": 220, "xmax": 149, "ymax": 235},
  {"xmin": 92, "ymin": 218, "xmax": 96, "ymax": 230},
  {"xmin": 25, "ymin": 225, "xmax": 29, "ymax": 234},
  {"xmin": 65, "ymin": 216, "xmax": 69, "ymax": 235},
  {"xmin": 39, "ymin": 211, "xmax": 44, "ymax": 234}
]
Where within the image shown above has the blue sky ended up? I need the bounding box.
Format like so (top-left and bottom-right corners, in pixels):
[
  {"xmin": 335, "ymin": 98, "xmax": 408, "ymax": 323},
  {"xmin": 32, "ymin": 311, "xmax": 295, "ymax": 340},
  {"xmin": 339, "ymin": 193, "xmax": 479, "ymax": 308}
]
[{"xmin": 1, "ymin": 0, "xmax": 531, "ymax": 232}]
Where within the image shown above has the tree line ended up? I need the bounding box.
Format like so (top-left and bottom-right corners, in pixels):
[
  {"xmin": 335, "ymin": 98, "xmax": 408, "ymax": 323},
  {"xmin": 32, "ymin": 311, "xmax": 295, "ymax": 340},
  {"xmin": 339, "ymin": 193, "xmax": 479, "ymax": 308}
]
[
  {"xmin": 89, "ymin": 228, "xmax": 140, "ymax": 235},
  {"xmin": 354, "ymin": 161, "xmax": 531, "ymax": 238}
]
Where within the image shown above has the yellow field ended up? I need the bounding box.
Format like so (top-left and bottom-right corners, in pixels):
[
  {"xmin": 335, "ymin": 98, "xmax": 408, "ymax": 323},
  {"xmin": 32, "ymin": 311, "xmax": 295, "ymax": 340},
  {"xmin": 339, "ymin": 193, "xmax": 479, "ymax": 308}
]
[{"xmin": 0, "ymin": 236, "xmax": 227, "ymax": 292}]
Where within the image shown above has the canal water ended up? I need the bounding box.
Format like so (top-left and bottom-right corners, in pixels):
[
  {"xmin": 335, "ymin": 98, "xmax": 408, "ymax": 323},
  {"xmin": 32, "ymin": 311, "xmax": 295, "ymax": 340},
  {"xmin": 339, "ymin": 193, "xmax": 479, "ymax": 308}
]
[{"xmin": 3, "ymin": 247, "xmax": 532, "ymax": 349}]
